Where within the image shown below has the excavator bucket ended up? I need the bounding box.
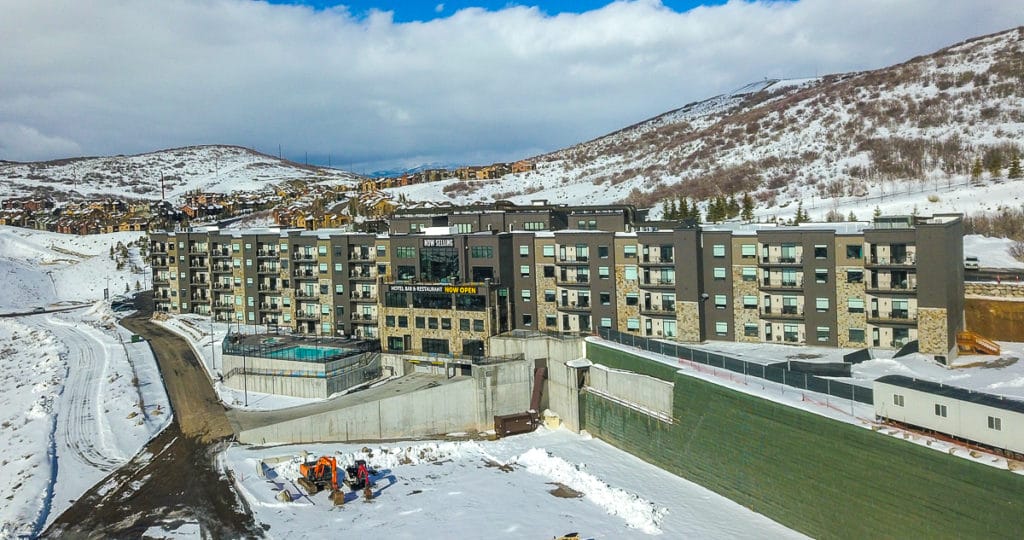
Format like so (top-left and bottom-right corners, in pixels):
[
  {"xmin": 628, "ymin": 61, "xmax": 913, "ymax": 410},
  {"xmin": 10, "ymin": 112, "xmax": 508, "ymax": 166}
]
[{"xmin": 330, "ymin": 490, "xmax": 346, "ymax": 506}]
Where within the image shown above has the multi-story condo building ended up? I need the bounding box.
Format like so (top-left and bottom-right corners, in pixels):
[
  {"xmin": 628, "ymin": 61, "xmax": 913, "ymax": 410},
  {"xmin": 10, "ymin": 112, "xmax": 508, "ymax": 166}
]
[{"xmin": 151, "ymin": 203, "xmax": 964, "ymax": 362}]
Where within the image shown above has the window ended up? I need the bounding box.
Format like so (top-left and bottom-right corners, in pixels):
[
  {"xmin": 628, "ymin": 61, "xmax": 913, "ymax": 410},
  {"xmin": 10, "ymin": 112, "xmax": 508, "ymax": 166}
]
[
  {"xmin": 599, "ymin": 266, "xmax": 610, "ymax": 279},
  {"xmin": 524, "ymin": 222, "xmax": 546, "ymax": 231},
  {"xmin": 626, "ymin": 318, "xmax": 640, "ymax": 330},
  {"xmin": 783, "ymin": 324, "xmax": 799, "ymax": 342},
  {"xmin": 743, "ymin": 295, "xmax": 758, "ymax": 308},
  {"xmin": 816, "ymin": 326, "xmax": 830, "ymax": 342},
  {"xmin": 542, "ymin": 245, "xmax": 555, "ymax": 257},
  {"xmin": 893, "ymin": 394, "xmax": 904, "ymax": 407},
  {"xmin": 519, "ymin": 245, "xmax": 529, "ymax": 256},
  {"xmin": 664, "ymin": 321, "xmax": 677, "ymax": 337},
  {"xmin": 625, "ymin": 293, "xmax": 639, "ymax": 306},
  {"xmin": 598, "ymin": 245, "xmax": 609, "ymax": 258},
  {"xmin": 741, "ymin": 244, "xmax": 756, "ymax": 258},
  {"xmin": 989, "ymin": 416, "xmax": 1002, "ymax": 431},
  {"xmin": 849, "ymin": 328, "xmax": 865, "ymax": 342},
  {"xmin": 246, "ymin": 258, "xmax": 253, "ymax": 267},
  {"xmin": 846, "ymin": 244, "xmax": 863, "ymax": 259},
  {"xmin": 377, "ymin": 245, "xmax": 386, "ymax": 257},
  {"xmin": 470, "ymin": 246, "xmax": 492, "ymax": 258},
  {"xmin": 232, "ymin": 243, "xmax": 240, "ymax": 252},
  {"xmin": 520, "ymin": 265, "xmax": 530, "ymax": 277},
  {"xmin": 848, "ymin": 298, "xmax": 865, "ymax": 313},
  {"xmin": 935, "ymin": 404, "xmax": 947, "ymax": 417},
  {"xmin": 460, "ymin": 319, "xmax": 470, "ymax": 331},
  {"xmin": 624, "ymin": 266, "xmax": 638, "ymax": 281},
  {"xmin": 814, "ymin": 245, "xmax": 827, "ymax": 259},
  {"xmin": 317, "ymin": 245, "xmax": 327, "ymax": 255},
  {"xmin": 334, "ymin": 263, "xmax": 343, "ymax": 272},
  {"xmin": 744, "ymin": 323, "xmax": 759, "ymax": 337},
  {"xmin": 422, "ymin": 338, "xmax": 450, "ymax": 355},
  {"xmin": 715, "ymin": 321, "xmax": 728, "ymax": 336},
  {"xmin": 523, "ymin": 314, "xmax": 533, "ymax": 326},
  {"xmin": 385, "ymin": 315, "xmax": 396, "ymax": 327},
  {"xmin": 415, "ymin": 316, "xmax": 425, "ymax": 329},
  {"xmin": 713, "ymin": 267, "xmax": 726, "ymax": 280},
  {"xmin": 521, "ymin": 289, "xmax": 531, "ymax": 302},
  {"xmin": 714, "ymin": 294, "xmax": 727, "ymax": 309},
  {"xmin": 428, "ymin": 317, "xmax": 439, "ymax": 330},
  {"xmin": 398, "ymin": 316, "xmax": 408, "ymax": 328},
  {"xmin": 623, "ymin": 245, "xmax": 637, "ymax": 258},
  {"xmin": 846, "ymin": 269, "xmax": 864, "ymax": 283},
  {"xmin": 473, "ymin": 319, "xmax": 484, "ymax": 332},
  {"xmin": 712, "ymin": 244, "xmax": 726, "ymax": 257},
  {"xmin": 600, "ymin": 292, "xmax": 611, "ymax": 305},
  {"xmin": 454, "ymin": 223, "xmax": 473, "ymax": 233},
  {"xmin": 741, "ymin": 267, "xmax": 757, "ymax": 281},
  {"xmin": 545, "ymin": 315, "xmax": 557, "ymax": 326},
  {"xmin": 543, "ymin": 265, "xmax": 555, "ymax": 278},
  {"xmin": 600, "ymin": 317, "xmax": 612, "ymax": 328},
  {"xmin": 815, "ymin": 269, "xmax": 828, "ymax": 284},
  {"xmin": 544, "ymin": 290, "xmax": 556, "ymax": 302},
  {"xmin": 815, "ymin": 298, "xmax": 829, "ymax": 312}
]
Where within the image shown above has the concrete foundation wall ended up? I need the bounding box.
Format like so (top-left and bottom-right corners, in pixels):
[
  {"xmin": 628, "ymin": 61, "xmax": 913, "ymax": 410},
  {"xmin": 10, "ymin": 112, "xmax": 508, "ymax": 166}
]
[
  {"xmin": 473, "ymin": 361, "xmax": 533, "ymax": 425},
  {"xmin": 225, "ymin": 372, "xmax": 326, "ymax": 399},
  {"xmin": 488, "ymin": 334, "xmax": 585, "ymax": 363},
  {"xmin": 489, "ymin": 333, "xmax": 587, "ymax": 431},
  {"xmin": 238, "ymin": 378, "xmax": 479, "ymax": 444},
  {"xmin": 588, "ymin": 364, "xmax": 673, "ymax": 418}
]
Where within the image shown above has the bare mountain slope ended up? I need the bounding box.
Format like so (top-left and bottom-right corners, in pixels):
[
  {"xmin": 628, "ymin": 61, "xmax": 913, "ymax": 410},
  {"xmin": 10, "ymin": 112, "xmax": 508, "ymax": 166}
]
[
  {"xmin": 0, "ymin": 145, "xmax": 359, "ymax": 201},
  {"xmin": 396, "ymin": 26, "xmax": 1024, "ymax": 214}
]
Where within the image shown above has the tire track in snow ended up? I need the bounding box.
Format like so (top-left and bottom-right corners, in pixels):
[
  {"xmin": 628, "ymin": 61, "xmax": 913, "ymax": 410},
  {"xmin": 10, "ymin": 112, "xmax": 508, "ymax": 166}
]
[{"xmin": 46, "ymin": 317, "xmax": 127, "ymax": 471}]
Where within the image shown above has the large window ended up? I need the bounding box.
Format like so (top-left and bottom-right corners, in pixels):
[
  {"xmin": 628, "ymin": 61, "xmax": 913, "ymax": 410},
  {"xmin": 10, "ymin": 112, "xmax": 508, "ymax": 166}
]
[
  {"xmin": 741, "ymin": 244, "xmax": 756, "ymax": 258},
  {"xmin": 713, "ymin": 267, "xmax": 726, "ymax": 280},
  {"xmin": 849, "ymin": 328, "xmax": 865, "ymax": 342},
  {"xmin": 846, "ymin": 244, "xmax": 863, "ymax": 259},
  {"xmin": 413, "ymin": 292, "xmax": 453, "ymax": 310},
  {"xmin": 715, "ymin": 321, "xmax": 728, "ymax": 335},
  {"xmin": 422, "ymin": 338, "xmax": 450, "ymax": 355},
  {"xmin": 396, "ymin": 246, "xmax": 416, "ymax": 258},
  {"xmin": 542, "ymin": 245, "xmax": 555, "ymax": 257},
  {"xmin": 714, "ymin": 294, "xmax": 727, "ymax": 309},
  {"xmin": 420, "ymin": 246, "xmax": 459, "ymax": 282},
  {"xmin": 848, "ymin": 298, "xmax": 865, "ymax": 313},
  {"xmin": 471, "ymin": 246, "xmax": 493, "ymax": 258},
  {"xmin": 456, "ymin": 295, "xmax": 486, "ymax": 311},
  {"xmin": 742, "ymin": 267, "xmax": 757, "ymax": 281}
]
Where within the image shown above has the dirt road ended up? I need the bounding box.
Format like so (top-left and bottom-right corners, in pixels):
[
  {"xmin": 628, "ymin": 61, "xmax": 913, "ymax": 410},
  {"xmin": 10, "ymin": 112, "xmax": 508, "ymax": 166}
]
[{"xmin": 44, "ymin": 292, "xmax": 263, "ymax": 538}]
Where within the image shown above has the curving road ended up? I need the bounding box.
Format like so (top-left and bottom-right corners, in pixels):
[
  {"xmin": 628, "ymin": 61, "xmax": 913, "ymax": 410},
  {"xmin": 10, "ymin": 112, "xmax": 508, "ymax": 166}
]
[{"xmin": 44, "ymin": 292, "xmax": 262, "ymax": 538}]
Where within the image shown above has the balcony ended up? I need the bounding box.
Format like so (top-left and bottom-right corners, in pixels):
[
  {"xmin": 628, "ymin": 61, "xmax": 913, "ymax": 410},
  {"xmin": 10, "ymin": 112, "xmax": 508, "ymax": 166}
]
[
  {"xmin": 558, "ymin": 301, "xmax": 591, "ymax": 312},
  {"xmin": 640, "ymin": 254, "xmax": 674, "ymax": 265},
  {"xmin": 865, "ymin": 283, "xmax": 917, "ymax": 295},
  {"xmin": 259, "ymin": 303, "xmax": 281, "ymax": 312},
  {"xmin": 296, "ymin": 311, "xmax": 320, "ymax": 321},
  {"xmin": 758, "ymin": 256, "xmax": 802, "ymax": 267},
  {"xmin": 211, "ymin": 248, "xmax": 231, "ymax": 258},
  {"xmin": 190, "ymin": 296, "xmax": 210, "ymax": 303},
  {"xmin": 349, "ymin": 251, "xmax": 375, "ymax": 261},
  {"xmin": 868, "ymin": 310, "xmax": 917, "ymax": 325},
  {"xmin": 640, "ymin": 304, "xmax": 676, "ymax": 316},
  {"xmin": 760, "ymin": 307, "xmax": 804, "ymax": 319},
  {"xmin": 865, "ymin": 255, "xmax": 916, "ymax": 268},
  {"xmin": 257, "ymin": 266, "xmax": 279, "ymax": 274},
  {"xmin": 292, "ymin": 269, "xmax": 316, "ymax": 278},
  {"xmin": 761, "ymin": 279, "xmax": 803, "ymax": 291},
  {"xmin": 556, "ymin": 256, "xmax": 589, "ymax": 265},
  {"xmin": 293, "ymin": 253, "xmax": 315, "ymax": 260},
  {"xmin": 353, "ymin": 291, "xmax": 376, "ymax": 302},
  {"xmin": 152, "ymin": 277, "xmax": 169, "ymax": 285},
  {"xmin": 352, "ymin": 314, "xmax": 378, "ymax": 324},
  {"xmin": 211, "ymin": 264, "xmax": 232, "ymax": 273},
  {"xmin": 151, "ymin": 244, "xmax": 168, "ymax": 254},
  {"xmin": 349, "ymin": 270, "xmax": 376, "ymax": 281},
  {"xmin": 212, "ymin": 302, "xmax": 234, "ymax": 310},
  {"xmin": 294, "ymin": 290, "xmax": 318, "ymax": 300},
  {"xmin": 257, "ymin": 283, "xmax": 279, "ymax": 292},
  {"xmin": 189, "ymin": 279, "xmax": 209, "ymax": 286},
  {"xmin": 188, "ymin": 260, "xmax": 209, "ymax": 269},
  {"xmin": 212, "ymin": 282, "xmax": 232, "ymax": 290},
  {"xmin": 257, "ymin": 250, "xmax": 278, "ymax": 258},
  {"xmin": 555, "ymin": 276, "xmax": 590, "ymax": 287},
  {"xmin": 151, "ymin": 258, "xmax": 169, "ymax": 268},
  {"xmin": 188, "ymin": 246, "xmax": 208, "ymax": 254},
  {"xmin": 640, "ymin": 278, "xmax": 675, "ymax": 289}
]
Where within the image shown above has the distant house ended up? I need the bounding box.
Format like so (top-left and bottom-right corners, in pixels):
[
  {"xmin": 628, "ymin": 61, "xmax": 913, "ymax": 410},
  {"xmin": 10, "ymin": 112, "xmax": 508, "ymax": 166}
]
[{"xmin": 512, "ymin": 160, "xmax": 535, "ymax": 174}]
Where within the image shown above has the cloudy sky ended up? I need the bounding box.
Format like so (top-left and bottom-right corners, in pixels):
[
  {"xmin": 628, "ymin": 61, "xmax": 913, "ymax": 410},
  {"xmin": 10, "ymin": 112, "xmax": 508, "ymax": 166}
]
[{"xmin": 2, "ymin": 0, "xmax": 1021, "ymax": 173}]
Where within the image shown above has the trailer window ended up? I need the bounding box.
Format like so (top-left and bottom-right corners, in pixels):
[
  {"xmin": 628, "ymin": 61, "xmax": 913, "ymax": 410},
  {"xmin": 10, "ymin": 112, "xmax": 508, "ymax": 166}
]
[
  {"xmin": 893, "ymin": 394, "xmax": 904, "ymax": 407},
  {"xmin": 934, "ymin": 404, "xmax": 947, "ymax": 417},
  {"xmin": 988, "ymin": 416, "xmax": 1002, "ymax": 431}
]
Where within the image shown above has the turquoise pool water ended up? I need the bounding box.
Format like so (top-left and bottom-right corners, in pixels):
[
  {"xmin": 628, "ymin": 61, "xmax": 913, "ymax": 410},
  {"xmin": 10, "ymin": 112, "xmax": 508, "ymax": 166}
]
[{"xmin": 265, "ymin": 345, "xmax": 345, "ymax": 361}]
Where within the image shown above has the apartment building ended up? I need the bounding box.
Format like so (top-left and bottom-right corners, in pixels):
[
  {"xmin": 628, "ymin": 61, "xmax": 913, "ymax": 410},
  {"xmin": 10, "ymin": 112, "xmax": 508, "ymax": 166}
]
[{"xmin": 151, "ymin": 204, "xmax": 964, "ymax": 362}]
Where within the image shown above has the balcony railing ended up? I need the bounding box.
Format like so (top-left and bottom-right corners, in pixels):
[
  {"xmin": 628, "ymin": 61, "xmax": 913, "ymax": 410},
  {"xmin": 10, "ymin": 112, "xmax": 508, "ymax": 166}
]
[
  {"xmin": 257, "ymin": 250, "xmax": 278, "ymax": 258},
  {"xmin": 760, "ymin": 307, "xmax": 804, "ymax": 319},
  {"xmin": 293, "ymin": 253, "xmax": 315, "ymax": 260},
  {"xmin": 640, "ymin": 278, "xmax": 675, "ymax": 288},
  {"xmin": 759, "ymin": 256, "xmax": 802, "ymax": 266},
  {"xmin": 211, "ymin": 249, "xmax": 231, "ymax": 258},
  {"xmin": 868, "ymin": 310, "xmax": 917, "ymax": 323},
  {"xmin": 211, "ymin": 264, "xmax": 232, "ymax": 272},
  {"xmin": 866, "ymin": 256, "xmax": 916, "ymax": 266},
  {"xmin": 257, "ymin": 284, "xmax": 279, "ymax": 291},
  {"xmin": 292, "ymin": 269, "xmax": 315, "ymax": 278},
  {"xmin": 295, "ymin": 311, "xmax": 320, "ymax": 320},
  {"xmin": 257, "ymin": 266, "xmax": 279, "ymax": 274},
  {"xmin": 557, "ymin": 256, "xmax": 589, "ymax": 264},
  {"xmin": 349, "ymin": 251, "xmax": 375, "ymax": 261},
  {"xmin": 294, "ymin": 290, "xmax": 318, "ymax": 299}
]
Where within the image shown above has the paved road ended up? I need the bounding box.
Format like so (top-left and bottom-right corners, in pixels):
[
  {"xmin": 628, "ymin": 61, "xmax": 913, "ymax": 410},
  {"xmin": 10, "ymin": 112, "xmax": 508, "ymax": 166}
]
[{"xmin": 44, "ymin": 292, "xmax": 262, "ymax": 539}]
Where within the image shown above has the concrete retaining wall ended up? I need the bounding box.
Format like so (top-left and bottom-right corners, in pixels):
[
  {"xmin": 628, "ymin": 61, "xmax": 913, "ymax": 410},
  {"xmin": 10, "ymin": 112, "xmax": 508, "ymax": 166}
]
[
  {"xmin": 489, "ymin": 333, "xmax": 587, "ymax": 431},
  {"xmin": 238, "ymin": 378, "xmax": 479, "ymax": 444},
  {"xmin": 587, "ymin": 364, "xmax": 673, "ymax": 418}
]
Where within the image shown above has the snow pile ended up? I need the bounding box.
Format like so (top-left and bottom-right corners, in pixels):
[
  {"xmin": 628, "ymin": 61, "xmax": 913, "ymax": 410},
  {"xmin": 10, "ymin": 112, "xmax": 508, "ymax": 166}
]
[{"xmin": 511, "ymin": 447, "xmax": 666, "ymax": 534}]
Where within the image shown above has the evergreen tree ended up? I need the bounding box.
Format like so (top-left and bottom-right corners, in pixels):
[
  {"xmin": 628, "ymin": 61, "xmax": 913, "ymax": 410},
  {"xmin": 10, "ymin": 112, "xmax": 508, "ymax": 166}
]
[
  {"xmin": 741, "ymin": 193, "xmax": 755, "ymax": 221},
  {"xmin": 678, "ymin": 197, "xmax": 690, "ymax": 221},
  {"xmin": 662, "ymin": 200, "xmax": 672, "ymax": 220},
  {"xmin": 109, "ymin": 246, "xmax": 115, "ymax": 260},
  {"xmin": 873, "ymin": 206, "xmax": 882, "ymax": 218},
  {"xmin": 669, "ymin": 198, "xmax": 678, "ymax": 220},
  {"xmin": 726, "ymin": 195, "xmax": 740, "ymax": 219},
  {"xmin": 124, "ymin": 282, "xmax": 130, "ymax": 293},
  {"xmin": 989, "ymin": 155, "xmax": 1003, "ymax": 178},
  {"xmin": 135, "ymin": 280, "xmax": 141, "ymax": 291},
  {"xmin": 1009, "ymin": 154, "xmax": 1023, "ymax": 179},
  {"xmin": 793, "ymin": 201, "xmax": 809, "ymax": 224},
  {"xmin": 971, "ymin": 158, "xmax": 983, "ymax": 182},
  {"xmin": 848, "ymin": 211, "xmax": 858, "ymax": 221}
]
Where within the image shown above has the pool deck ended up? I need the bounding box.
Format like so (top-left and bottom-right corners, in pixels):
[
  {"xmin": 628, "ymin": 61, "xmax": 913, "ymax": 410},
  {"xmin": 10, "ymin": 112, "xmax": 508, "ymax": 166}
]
[{"xmin": 222, "ymin": 330, "xmax": 377, "ymax": 363}]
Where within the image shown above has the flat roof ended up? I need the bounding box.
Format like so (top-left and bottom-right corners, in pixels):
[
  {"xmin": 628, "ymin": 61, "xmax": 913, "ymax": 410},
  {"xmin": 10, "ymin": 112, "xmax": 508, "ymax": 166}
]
[{"xmin": 876, "ymin": 375, "xmax": 1024, "ymax": 414}]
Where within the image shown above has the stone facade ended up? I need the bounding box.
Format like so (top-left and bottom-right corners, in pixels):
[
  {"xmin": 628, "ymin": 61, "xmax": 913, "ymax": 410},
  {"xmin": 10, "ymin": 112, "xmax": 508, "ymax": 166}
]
[
  {"xmin": 917, "ymin": 307, "xmax": 949, "ymax": 355},
  {"xmin": 731, "ymin": 266, "xmax": 760, "ymax": 343},
  {"xmin": 677, "ymin": 301, "xmax": 701, "ymax": 342},
  {"xmin": 835, "ymin": 266, "xmax": 867, "ymax": 348}
]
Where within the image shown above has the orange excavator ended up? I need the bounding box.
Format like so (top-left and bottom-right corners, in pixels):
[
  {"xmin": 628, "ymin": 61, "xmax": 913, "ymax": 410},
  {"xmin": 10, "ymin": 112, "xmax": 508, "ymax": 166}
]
[{"xmin": 297, "ymin": 456, "xmax": 340, "ymax": 495}]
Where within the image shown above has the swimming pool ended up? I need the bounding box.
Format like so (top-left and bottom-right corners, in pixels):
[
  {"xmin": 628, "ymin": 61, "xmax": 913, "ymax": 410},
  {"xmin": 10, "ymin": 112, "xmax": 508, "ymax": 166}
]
[{"xmin": 264, "ymin": 345, "xmax": 346, "ymax": 361}]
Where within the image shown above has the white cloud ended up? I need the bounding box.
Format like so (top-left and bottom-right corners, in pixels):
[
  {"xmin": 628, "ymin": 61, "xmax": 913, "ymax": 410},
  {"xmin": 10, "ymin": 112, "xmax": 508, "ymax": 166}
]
[
  {"xmin": 0, "ymin": 123, "xmax": 82, "ymax": 162},
  {"xmin": 0, "ymin": 0, "xmax": 1020, "ymax": 170},
  {"xmin": 435, "ymin": 3, "xmax": 445, "ymax": 14}
]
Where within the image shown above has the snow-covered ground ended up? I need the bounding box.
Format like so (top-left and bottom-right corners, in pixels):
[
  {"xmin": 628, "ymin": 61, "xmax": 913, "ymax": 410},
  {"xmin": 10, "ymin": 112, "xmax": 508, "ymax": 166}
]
[
  {"xmin": 224, "ymin": 427, "xmax": 807, "ymax": 539},
  {"xmin": 0, "ymin": 226, "xmax": 171, "ymax": 537}
]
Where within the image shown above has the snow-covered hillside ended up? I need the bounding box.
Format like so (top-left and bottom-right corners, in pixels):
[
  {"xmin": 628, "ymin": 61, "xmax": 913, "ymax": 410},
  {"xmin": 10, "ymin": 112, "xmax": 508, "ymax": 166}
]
[
  {"xmin": 0, "ymin": 145, "xmax": 360, "ymax": 201},
  {"xmin": 0, "ymin": 227, "xmax": 171, "ymax": 536},
  {"xmin": 389, "ymin": 26, "xmax": 1024, "ymax": 222}
]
